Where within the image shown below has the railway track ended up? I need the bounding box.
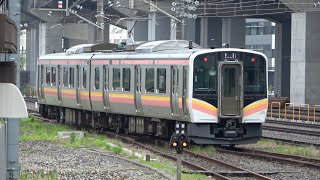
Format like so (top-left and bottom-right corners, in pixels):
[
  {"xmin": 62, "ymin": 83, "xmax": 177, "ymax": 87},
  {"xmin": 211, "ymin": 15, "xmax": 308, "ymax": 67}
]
[
  {"xmin": 217, "ymin": 147, "xmax": 320, "ymax": 169},
  {"xmin": 265, "ymin": 119, "xmax": 320, "ymax": 128},
  {"xmin": 26, "ymin": 108, "xmax": 320, "ymax": 179},
  {"xmin": 101, "ymin": 131, "xmax": 272, "ymax": 180},
  {"xmin": 262, "ymin": 126, "xmax": 320, "ymax": 137}
]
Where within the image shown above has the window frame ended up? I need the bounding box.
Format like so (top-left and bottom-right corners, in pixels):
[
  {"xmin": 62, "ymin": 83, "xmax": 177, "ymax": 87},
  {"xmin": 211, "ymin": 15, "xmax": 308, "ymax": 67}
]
[
  {"xmin": 112, "ymin": 67, "xmax": 121, "ymax": 91},
  {"xmin": 94, "ymin": 66, "xmax": 101, "ymax": 90},
  {"xmin": 145, "ymin": 67, "xmax": 155, "ymax": 93},
  {"xmin": 156, "ymin": 68, "xmax": 166, "ymax": 94},
  {"xmin": 122, "ymin": 67, "xmax": 131, "ymax": 92}
]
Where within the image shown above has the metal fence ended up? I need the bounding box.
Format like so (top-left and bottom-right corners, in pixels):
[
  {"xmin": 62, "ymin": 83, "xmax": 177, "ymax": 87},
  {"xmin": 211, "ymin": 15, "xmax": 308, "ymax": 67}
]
[{"xmin": 0, "ymin": 123, "xmax": 7, "ymax": 178}]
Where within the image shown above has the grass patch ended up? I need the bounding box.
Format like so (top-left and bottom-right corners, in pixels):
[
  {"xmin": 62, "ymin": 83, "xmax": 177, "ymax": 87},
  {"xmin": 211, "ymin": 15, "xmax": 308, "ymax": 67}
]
[
  {"xmin": 20, "ymin": 169, "xmax": 58, "ymax": 180},
  {"xmin": 20, "ymin": 118, "xmax": 124, "ymax": 155},
  {"xmin": 189, "ymin": 145, "xmax": 216, "ymax": 155},
  {"xmin": 140, "ymin": 159, "xmax": 206, "ymax": 180},
  {"xmin": 20, "ymin": 118, "xmax": 207, "ymax": 179},
  {"xmin": 258, "ymin": 139, "xmax": 320, "ymax": 159}
]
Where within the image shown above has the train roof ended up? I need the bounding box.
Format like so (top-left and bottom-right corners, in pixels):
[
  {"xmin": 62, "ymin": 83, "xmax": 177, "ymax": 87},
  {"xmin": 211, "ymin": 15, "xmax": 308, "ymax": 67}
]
[{"xmin": 39, "ymin": 40, "xmax": 268, "ymax": 61}]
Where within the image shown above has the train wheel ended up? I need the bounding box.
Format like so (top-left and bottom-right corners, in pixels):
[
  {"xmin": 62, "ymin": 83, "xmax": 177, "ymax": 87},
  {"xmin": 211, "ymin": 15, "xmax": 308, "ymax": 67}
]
[{"xmin": 115, "ymin": 118, "xmax": 122, "ymax": 134}]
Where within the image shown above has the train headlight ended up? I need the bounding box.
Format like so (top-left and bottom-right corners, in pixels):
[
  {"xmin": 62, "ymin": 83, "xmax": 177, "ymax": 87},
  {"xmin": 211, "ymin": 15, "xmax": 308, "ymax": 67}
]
[
  {"xmin": 182, "ymin": 142, "xmax": 188, "ymax": 147},
  {"xmin": 172, "ymin": 142, "xmax": 178, "ymax": 147}
]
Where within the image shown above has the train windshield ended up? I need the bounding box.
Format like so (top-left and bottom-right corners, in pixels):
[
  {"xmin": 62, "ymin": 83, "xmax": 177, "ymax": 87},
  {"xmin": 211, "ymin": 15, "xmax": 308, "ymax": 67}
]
[
  {"xmin": 243, "ymin": 53, "xmax": 266, "ymax": 95},
  {"xmin": 193, "ymin": 53, "xmax": 217, "ymax": 92},
  {"xmin": 193, "ymin": 51, "xmax": 267, "ymax": 105}
]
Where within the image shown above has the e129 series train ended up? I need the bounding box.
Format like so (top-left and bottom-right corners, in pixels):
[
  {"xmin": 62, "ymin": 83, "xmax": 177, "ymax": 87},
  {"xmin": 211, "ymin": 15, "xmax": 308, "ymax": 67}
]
[{"xmin": 37, "ymin": 40, "xmax": 268, "ymax": 145}]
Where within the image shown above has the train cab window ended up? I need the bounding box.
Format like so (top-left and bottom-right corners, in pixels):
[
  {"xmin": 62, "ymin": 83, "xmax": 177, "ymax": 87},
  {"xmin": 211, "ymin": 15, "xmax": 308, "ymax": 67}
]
[
  {"xmin": 52, "ymin": 67, "xmax": 56, "ymax": 86},
  {"xmin": 83, "ymin": 67, "xmax": 87, "ymax": 89},
  {"xmin": 95, "ymin": 67, "xmax": 100, "ymax": 89},
  {"xmin": 113, "ymin": 68, "xmax": 121, "ymax": 91},
  {"xmin": 157, "ymin": 68, "xmax": 166, "ymax": 93},
  {"xmin": 69, "ymin": 67, "xmax": 74, "ymax": 88},
  {"xmin": 145, "ymin": 68, "xmax": 154, "ymax": 93},
  {"xmin": 123, "ymin": 68, "xmax": 130, "ymax": 92},
  {"xmin": 46, "ymin": 67, "xmax": 51, "ymax": 85},
  {"xmin": 243, "ymin": 54, "xmax": 266, "ymax": 95},
  {"xmin": 63, "ymin": 67, "xmax": 69, "ymax": 87},
  {"xmin": 193, "ymin": 54, "xmax": 217, "ymax": 92}
]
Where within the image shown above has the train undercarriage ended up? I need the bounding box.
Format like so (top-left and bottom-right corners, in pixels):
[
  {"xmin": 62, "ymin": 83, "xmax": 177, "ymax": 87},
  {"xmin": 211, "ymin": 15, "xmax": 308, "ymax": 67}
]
[{"xmin": 39, "ymin": 104, "xmax": 262, "ymax": 145}]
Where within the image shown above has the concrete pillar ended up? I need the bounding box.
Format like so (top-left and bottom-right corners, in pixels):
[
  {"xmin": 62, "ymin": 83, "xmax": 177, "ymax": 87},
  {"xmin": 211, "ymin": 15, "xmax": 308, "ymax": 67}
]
[
  {"xmin": 274, "ymin": 21, "xmax": 291, "ymax": 97},
  {"xmin": 222, "ymin": 17, "xmax": 245, "ymax": 48},
  {"xmin": 155, "ymin": 16, "xmax": 170, "ymax": 40},
  {"xmin": 39, "ymin": 23, "xmax": 63, "ymax": 54},
  {"xmin": 185, "ymin": 18, "xmax": 196, "ymax": 43},
  {"xmin": 200, "ymin": 17, "xmax": 208, "ymax": 47},
  {"xmin": 170, "ymin": 19, "xmax": 177, "ymax": 40},
  {"xmin": 134, "ymin": 21, "xmax": 148, "ymax": 41},
  {"xmin": 96, "ymin": 0, "xmax": 109, "ymax": 43},
  {"xmin": 148, "ymin": 1, "xmax": 156, "ymax": 41},
  {"xmin": 290, "ymin": 12, "xmax": 320, "ymax": 105},
  {"xmin": 39, "ymin": 23, "xmax": 46, "ymax": 56},
  {"xmin": 127, "ymin": 0, "xmax": 135, "ymax": 43},
  {"xmin": 88, "ymin": 25, "xmax": 96, "ymax": 44},
  {"xmin": 200, "ymin": 17, "xmax": 222, "ymax": 48},
  {"xmin": 26, "ymin": 28, "xmax": 39, "ymax": 86}
]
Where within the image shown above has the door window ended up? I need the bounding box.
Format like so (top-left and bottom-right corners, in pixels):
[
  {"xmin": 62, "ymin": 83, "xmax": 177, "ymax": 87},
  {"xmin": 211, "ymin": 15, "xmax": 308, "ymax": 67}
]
[
  {"xmin": 145, "ymin": 68, "xmax": 154, "ymax": 93},
  {"xmin": 223, "ymin": 68, "xmax": 236, "ymax": 97},
  {"xmin": 123, "ymin": 68, "xmax": 130, "ymax": 92},
  {"xmin": 113, "ymin": 68, "xmax": 121, "ymax": 91},
  {"xmin": 157, "ymin": 68, "xmax": 166, "ymax": 93},
  {"xmin": 95, "ymin": 67, "xmax": 100, "ymax": 89}
]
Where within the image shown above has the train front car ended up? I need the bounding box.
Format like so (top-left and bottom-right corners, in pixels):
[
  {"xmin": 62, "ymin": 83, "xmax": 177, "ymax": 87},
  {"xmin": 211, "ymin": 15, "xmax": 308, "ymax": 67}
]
[{"xmin": 188, "ymin": 49, "xmax": 268, "ymax": 145}]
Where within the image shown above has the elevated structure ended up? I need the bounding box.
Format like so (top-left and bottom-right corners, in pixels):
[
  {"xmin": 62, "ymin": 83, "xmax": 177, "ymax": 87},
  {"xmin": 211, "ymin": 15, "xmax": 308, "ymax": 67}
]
[{"xmin": 18, "ymin": 0, "xmax": 320, "ymax": 105}]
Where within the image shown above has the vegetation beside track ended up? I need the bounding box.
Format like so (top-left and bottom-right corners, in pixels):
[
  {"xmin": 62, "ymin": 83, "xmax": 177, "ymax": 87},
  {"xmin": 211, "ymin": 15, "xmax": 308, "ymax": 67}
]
[
  {"xmin": 256, "ymin": 139, "xmax": 320, "ymax": 159},
  {"xmin": 20, "ymin": 117, "xmax": 207, "ymax": 179}
]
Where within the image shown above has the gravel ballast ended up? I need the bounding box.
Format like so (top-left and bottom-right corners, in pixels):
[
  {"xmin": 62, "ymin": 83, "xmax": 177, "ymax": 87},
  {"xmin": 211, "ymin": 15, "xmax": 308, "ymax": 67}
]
[{"xmin": 20, "ymin": 141, "xmax": 168, "ymax": 180}]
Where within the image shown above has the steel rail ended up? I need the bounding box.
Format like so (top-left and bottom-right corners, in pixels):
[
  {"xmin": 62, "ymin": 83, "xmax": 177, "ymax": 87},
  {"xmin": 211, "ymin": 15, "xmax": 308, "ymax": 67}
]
[
  {"xmin": 183, "ymin": 150, "xmax": 272, "ymax": 180},
  {"xmin": 218, "ymin": 147, "xmax": 320, "ymax": 169},
  {"xmin": 99, "ymin": 131, "xmax": 230, "ymax": 180},
  {"xmin": 262, "ymin": 137, "xmax": 320, "ymax": 148},
  {"xmin": 262, "ymin": 126, "xmax": 320, "ymax": 137},
  {"xmin": 265, "ymin": 119, "xmax": 320, "ymax": 129}
]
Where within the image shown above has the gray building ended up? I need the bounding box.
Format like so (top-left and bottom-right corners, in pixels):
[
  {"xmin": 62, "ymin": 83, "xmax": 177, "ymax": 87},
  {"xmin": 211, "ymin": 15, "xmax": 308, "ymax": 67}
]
[{"xmin": 245, "ymin": 19, "xmax": 275, "ymax": 92}]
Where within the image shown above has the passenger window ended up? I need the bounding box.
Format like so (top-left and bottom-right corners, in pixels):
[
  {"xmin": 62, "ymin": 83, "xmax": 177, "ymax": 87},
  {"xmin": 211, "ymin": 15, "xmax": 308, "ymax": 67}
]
[
  {"xmin": 146, "ymin": 68, "xmax": 154, "ymax": 93},
  {"xmin": 63, "ymin": 67, "xmax": 69, "ymax": 87},
  {"xmin": 46, "ymin": 67, "xmax": 51, "ymax": 85},
  {"xmin": 113, "ymin": 68, "xmax": 120, "ymax": 91},
  {"xmin": 83, "ymin": 67, "xmax": 87, "ymax": 89},
  {"xmin": 95, "ymin": 67, "xmax": 100, "ymax": 89},
  {"xmin": 157, "ymin": 68, "xmax": 166, "ymax": 93},
  {"xmin": 69, "ymin": 67, "xmax": 74, "ymax": 88},
  {"xmin": 123, "ymin": 68, "xmax": 130, "ymax": 92},
  {"xmin": 52, "ymin": 67, "xmax": 56, "ymax": 86}
]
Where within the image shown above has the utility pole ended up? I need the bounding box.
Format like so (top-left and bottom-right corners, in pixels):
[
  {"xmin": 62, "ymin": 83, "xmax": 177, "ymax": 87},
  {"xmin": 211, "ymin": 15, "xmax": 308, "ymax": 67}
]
[
  {"xmin": 96, "ymin": 0, "xmax": 104, "ymax": 43},
  {"xmin": 127, "ymin": 0, "xmax": 135, "ymax": 44}
]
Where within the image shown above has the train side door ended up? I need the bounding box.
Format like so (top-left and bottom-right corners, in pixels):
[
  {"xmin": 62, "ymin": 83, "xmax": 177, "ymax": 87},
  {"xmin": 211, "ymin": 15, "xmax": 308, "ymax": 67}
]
[
  {"xmin": 134, "ymin": 65, "xmax": 143, "ymax": 114},
  {"xmin": 76, "ymin": 65, "xmax": 81, "ymax": 106},
  {"xmin": 40, "ymin": 65, "xmax": 45, "ymax": 101},
  {"xmin": 219, "ymin": 63, "xmax": 242, "ymax": 116},
  {"xmin": 57, "ymin": 65, "xmax": 62, "ymax": 103},
  {"xmin": 37, "ymin": 65, "xmax": 42, "ymax": 100},
  {"xmin": 171, "ymin": 66, "xmax": 179, "ymax": 117},
  {"xmin": 181, "ymin": 66, "xmax": 188, "ymax": 116},
  {"xmin": 103, "ymin": 65, "xmax": 111, "ymax": 111}
]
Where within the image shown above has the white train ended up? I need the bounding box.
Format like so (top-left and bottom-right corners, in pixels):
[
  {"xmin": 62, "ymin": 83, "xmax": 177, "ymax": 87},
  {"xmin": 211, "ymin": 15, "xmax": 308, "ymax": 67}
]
[{"xmin": 37, "ymin": 40, "xmax": 268, "ymax": 145}]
